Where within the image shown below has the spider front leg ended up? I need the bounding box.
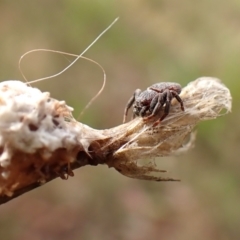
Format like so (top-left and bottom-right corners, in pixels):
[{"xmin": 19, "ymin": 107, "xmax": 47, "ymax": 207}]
[
  {"xmin": 151, "ymin": 90, "xmax": 174, "ymax": 126},
  {"xmin": 143, "ymin": 92, "xmax": 165, "ymax": 121},
  {"xmin": 139, "ymin": 105, "xmax": 148, "ymax": 117},
  {"xmin": 123, "ymin": 89, "xmax": 141, "ymax": 123},
  {"xmin": 159, "ymin": 90, "xmax": 172, "ymax": 121}
]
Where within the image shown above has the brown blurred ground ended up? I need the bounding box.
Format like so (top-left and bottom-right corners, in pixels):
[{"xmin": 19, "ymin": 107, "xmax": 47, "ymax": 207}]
[{"xmin": 0, "ymin": 1, "xmax": 239, "ymax": 239}]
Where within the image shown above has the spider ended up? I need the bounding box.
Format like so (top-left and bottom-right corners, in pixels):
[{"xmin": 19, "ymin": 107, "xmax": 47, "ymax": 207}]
[{"xmin": 123, "ymin": 82, "xmax": 184, "ymax": 125}]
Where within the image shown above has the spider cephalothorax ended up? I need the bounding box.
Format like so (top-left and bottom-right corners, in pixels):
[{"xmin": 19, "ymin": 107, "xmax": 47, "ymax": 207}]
[{"xmin": 123, "ymin": 82, "xmax": 184, "ymax": 124}]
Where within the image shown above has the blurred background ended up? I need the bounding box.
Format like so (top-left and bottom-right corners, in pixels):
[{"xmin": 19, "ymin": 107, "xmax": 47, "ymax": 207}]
[{"xmin": 0, "ymin": 0, "xmax": 239, "ymax": 239}]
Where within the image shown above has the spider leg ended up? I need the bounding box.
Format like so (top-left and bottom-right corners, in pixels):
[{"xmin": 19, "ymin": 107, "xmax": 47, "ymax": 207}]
[
  {"xmin": 160, "ymin": 90, "xmax": 172, "ymax": 121},
  {"xmin": 171, "ymin": 91, "xmax": 184, "ymax": 111},
  {"xmin": 149, "ymin": 94, "xmax": 159, "ymax": 113},
  {"xmin": 144, "ymin": 92, "xmax": 164, "ymax": 121},
  {"xmin": 151, "ymin": 90, "xmax": 171, "ymax": 126},
  {"xmin": 139, "ymin": 105, "xmax": 148, "ymax": 117},
  {"xmin": 123, "ymin": 89, "xmax": 141, "ymax": 123}
]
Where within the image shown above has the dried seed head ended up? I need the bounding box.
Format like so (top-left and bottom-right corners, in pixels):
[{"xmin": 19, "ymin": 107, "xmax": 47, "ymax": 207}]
[
  {"xmin": 106, "ymin": 77, "xmax": 232, "ymax": 181},
  {"xmin": 0, "ymin": 77, "xmax": 232, "ymax": 200}
]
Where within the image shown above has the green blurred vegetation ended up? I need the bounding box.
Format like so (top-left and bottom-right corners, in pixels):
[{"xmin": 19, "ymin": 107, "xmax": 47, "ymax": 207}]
[{"xmin": 0, "ymin": 0, "xmax": 239, "ymax": 239}]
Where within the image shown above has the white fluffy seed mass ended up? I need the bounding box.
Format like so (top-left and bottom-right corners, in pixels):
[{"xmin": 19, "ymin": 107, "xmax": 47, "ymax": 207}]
[{"xmin": 0, "ymin": 81, "xmax": 81, "ymax": 168}]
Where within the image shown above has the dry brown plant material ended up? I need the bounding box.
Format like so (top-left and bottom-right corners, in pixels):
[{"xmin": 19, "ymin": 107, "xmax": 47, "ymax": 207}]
[{"xmin": 0, "ymin": 77, "xmax": 232, "ymax": 204}]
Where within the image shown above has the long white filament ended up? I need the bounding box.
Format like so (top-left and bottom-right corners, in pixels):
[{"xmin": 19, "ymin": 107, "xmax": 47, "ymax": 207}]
[{"xmin": 19, "ymin": 17, "xmax": 119, "ymax": 85}]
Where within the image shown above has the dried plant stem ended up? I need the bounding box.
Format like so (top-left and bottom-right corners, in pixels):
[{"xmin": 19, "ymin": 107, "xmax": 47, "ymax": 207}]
[{"xmin": 0, "ymin": 77, "xmax": 232, "ymax": 204}]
